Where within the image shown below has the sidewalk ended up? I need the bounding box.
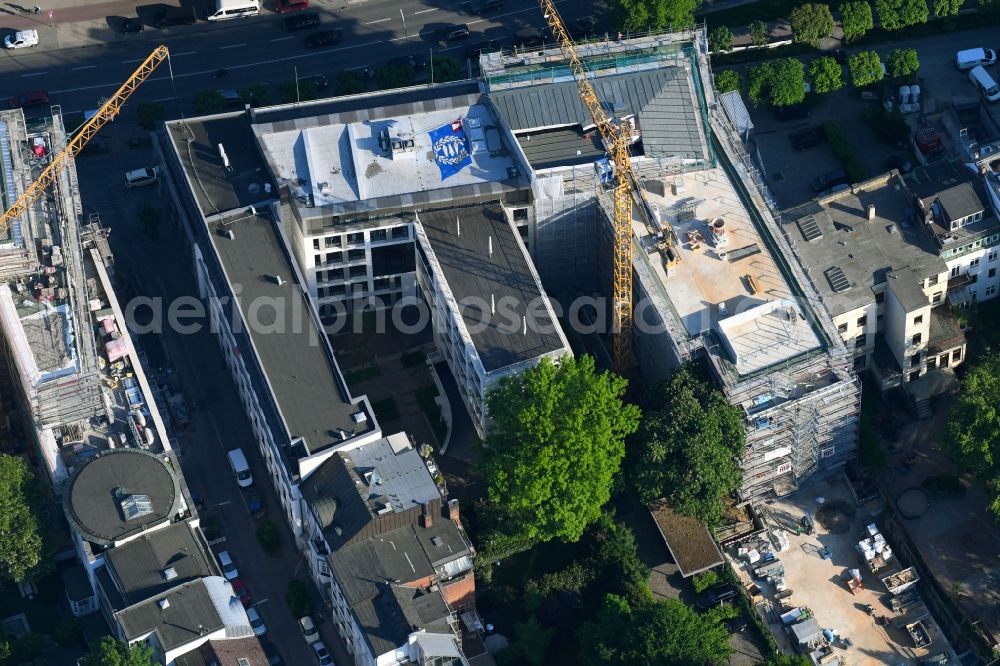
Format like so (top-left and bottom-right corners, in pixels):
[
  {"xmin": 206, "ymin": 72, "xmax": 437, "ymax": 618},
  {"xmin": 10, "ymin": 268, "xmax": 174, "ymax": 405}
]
[{"xmin": 0, "ymin": 0, "xmax": 164, "ymax": 29}]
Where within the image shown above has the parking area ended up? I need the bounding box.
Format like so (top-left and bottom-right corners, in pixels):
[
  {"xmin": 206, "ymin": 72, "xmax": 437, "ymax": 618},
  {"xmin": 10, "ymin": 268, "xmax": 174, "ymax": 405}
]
[{"xmin": 730, "ymin": 477, "xmax": 955, "ymax": 665}]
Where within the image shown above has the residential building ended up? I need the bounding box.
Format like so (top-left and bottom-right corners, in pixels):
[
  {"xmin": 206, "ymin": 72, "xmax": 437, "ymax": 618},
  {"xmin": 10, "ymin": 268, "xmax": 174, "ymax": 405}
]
[{"xmin": 299, "ymin": 432, "xmax": 485, "ymax": 666}]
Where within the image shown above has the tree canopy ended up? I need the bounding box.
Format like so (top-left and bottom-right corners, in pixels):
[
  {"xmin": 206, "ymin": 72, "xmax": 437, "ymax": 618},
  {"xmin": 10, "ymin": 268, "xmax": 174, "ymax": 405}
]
[
  {"xmin": 749, "ymin": 19, "xmax": 770, "ymax": 47},
  {"xmin": 708, "ymin": 26, "xmax": 733, "ymax": 52},
  {"xmin": 789, "ymin": 3, "xmax": 835, "ymax": 46},
  {"xmin": 81, "ymin": 637, "xmax": 156, "ymax": 666},
  {"xmin": 482, "ymin": 356, "xmax": 640, "ymax": 544},
  {"xmin": 0, "ymin": 454, "xmax": 45, "ymax": 582},
  {"xmin": 848, "ymin": 50, "xmax": 884, "ymax": 87},
  {"xmin": 579, "ymin": 594, "xmax": 732, "ymax": 665},
  {"xmin": 874, "ymin": 0, "xmax": 929, "ymax": 30},
  {"xmin": 887, "ymin": 48, "xmax": 920, "ymax": 78},
  {"xmin": 947, "ymin": 353, "xmax": 1000, "ymax": 517},
  {"xmin": 375, "ymin": 63, "xmax": 415, "ymax": 90},
  {"xmin": 614, "ymin": 0, "xmax": 703, "ymax": 32},
  {"xmin": 932, "ymin": 0, "xmax": 963, "ymax": 14},
  {"xmin": 808, "ymin": 56, "xmax": 844, "ymax": 94},
  {"xmin": 431, "ymin": 56, "xmax": 464, "ymax": 83},
  {"xmin": 336, "ymin": 71, "xmax": 366, "ymax": 95},
  {"xmin": 192, "ymin": 90, "xmax": 225, "ymax": 115},
  {"xmin": 715, "ymin": 70, "xmax": 741, "ymax": 94},
  {"xmin": 745, "ymin": 58, "xmax": 807, "ymax": 107},
  {"xmin": 629, "ymin": 365, "xmax": 744, "ymax": 526},
  {"xmin": 840, "ymin": 1, "xmax": 874, "ymax": 42}
]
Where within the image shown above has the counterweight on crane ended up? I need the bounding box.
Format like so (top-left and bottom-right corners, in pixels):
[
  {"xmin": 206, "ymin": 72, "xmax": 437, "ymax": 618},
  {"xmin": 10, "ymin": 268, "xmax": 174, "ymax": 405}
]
[
  {"xmin": 0, "ymin": 45, "xmax": 170, "ymax": 234},
  {"xmin": 536, "ymin": 1, "xmax": 635, "ymax": 372}
]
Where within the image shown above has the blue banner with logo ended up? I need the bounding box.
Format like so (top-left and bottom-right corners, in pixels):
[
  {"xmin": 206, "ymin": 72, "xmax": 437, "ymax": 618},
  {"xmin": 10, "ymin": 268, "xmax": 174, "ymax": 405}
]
[{"xmin": 429, "ymin": 120, "xmax": 471, "ymax": 180}]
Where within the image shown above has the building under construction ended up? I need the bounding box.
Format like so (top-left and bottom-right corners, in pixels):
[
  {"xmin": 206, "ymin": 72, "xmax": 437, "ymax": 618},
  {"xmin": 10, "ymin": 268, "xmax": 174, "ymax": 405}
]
[{"xmin": 0, "ymin": 107, "xmax": 171, "ymax": 492}]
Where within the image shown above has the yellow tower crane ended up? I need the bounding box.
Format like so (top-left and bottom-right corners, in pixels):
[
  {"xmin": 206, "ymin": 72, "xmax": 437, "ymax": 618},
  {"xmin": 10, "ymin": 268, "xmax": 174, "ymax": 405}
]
[
  {"xmin": 0, "ymin": 45, "xmax": 170, "ymax": 234},
  {"xmin": 536, "ymin": 1, "xmax": 635, "ymax": 372}
]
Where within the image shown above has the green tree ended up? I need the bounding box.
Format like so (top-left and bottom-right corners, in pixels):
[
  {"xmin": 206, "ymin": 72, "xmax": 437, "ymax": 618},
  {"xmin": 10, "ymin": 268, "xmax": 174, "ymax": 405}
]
[
  {"xmin": 239, "ymin": 84, "xmax": 270, "ymax": 108},
  {"xmin": 874, "ymin": 0, "xmax": 928, "ymax": 30},
  {"xmin": 887, "ymin": 47, "xmax": 919, "ymax": 78},
  {"xmin": 336, "ymin": 71, "xmax": 366, "ymax": 95},
  {"xmin": 278, "ymin": 79, "xmax": 320, "ymax": 104},
  {"xmin": 708, "ymin": 25, "xmax": 733, "ymax": 52},
  {"xmin": 747, "ymin": 63, "xmax": 770, "ymax": 105},
  {"xmin": 749, "ymin": 19, "xmax": 770, "ymax": 46},
  {"xmin": 54, "ymin": 618, "xmax": 83, "ymax": 646},
  {"xmin": 932, "ymin": 0, "xmax": 962, "ymax": 14},
  {"xmin": 431, "ymin": 56, "xmax": 464, "ymax": 83},
  {"xmin": 629, "ymin": 365, "xmax": 744, "ymax": 526},
  {"xmin": 947, "ymin": 353, "xmax": 1000, "ymax": 517},
  {"xmin": 136, "ymin": 103, "xmax": 165, "ymax": 131},
  {"xmin": 848, "ymin": 50, "xmax": 884, "ymax": 87},
  {"xmin": 256, "ymin": 520, "xmax": 280, "ymax": 555},
  {"xmin": 375, "ymin": 63, "xmax": 415, "ymax": 90},
  {"xmin": 81, "ymin": 637, "xmax": 155, "ymax": 666},
  {"xmin": 580, "ymin": 594, "xmax": 732, "ymax": 665},
  {"xmin": 692, "ymin": 569, "xmax": 720, "ymax": 593},
  {"xmin": 789, "ymin": 3, "xmax": 835, "ymax": 46},
  {"xmin": 192, "ymin": 90, "xmax": 226, "ymax": 115},
  {"xmin": 768, "ymin": 57, "xmax": 807, "ymax": 107},
  {"xmin": 0, "ymin": 455, "xmax": 44, "ymax": 582},
  {"xmin": 981, "ymin": 0, "xmax": 1000, "ymax": 12},
  {"xmin": 481, "ymin": 356, "xmax": 640, "ymax": 545},
  {"xmin": 512, "ymin": 616, "xmax": 554, "ymax": 666},
  {"xmin": 840, "ymin": 1, "xmax": 874, "ymax": 42},
  {"xmin": 614, "ymin": 0, "xmax": 703, "ymax": 32},
  {"xmin": 764, "ymin": 655, "xmax": 814, "ymax": 666},
  {"xmin": 715, "ymin": 69, "xmax": 740, "ymax": 94},
  {"xmin": 286, "ymin": 580, "xmax": 314, "ymax": 618},
  {"xmin": 808, "ymin": 55, "xmax": 844, "ymax": 93}
]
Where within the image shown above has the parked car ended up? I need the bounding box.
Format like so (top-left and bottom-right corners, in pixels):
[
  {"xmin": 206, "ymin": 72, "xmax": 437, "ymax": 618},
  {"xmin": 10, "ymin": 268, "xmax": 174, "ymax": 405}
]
[
  {"xmin": 304, "ymin": 29, "xmax": 342, "ymax": 48},
  {"xmin": 471, "ymin": 0, "xmax": 503, "ymax": 12},
  {"xmin": 274, "ymin": 0, "xmax": 309, "ymax": 12},
  {"xmin": 697, "ymin": 583, "xmax": 738, "ymax": 609},
  {"xmin": 466, "ymin": 38, "xmax": 504, "ymax": 61},
  {"xmin": 246, "ymin": 606, "xmax": 267, "ymax": 635},
  {"xmin": 124, "ymin": 167, "xmax": 159, "ymax": 188},
  {"xmin": 299, "ymin": 615, "xmax": 320, "ymax": 644},
  {"xmin": 441, "ymin": 23, "xmax": 471, "ymax": 40},
  {"xmin": 231, "ymin": 579, "xmax": 252, "ymax": 607},
  {"xmin": 513, "ymin": 27, "xmax": 546, "ymax": 49},
  {"xmin": 4, "ymin": 29, "xmax": 39, "ymax": 49},
  {"xmin": 219, "ymin": 89, "xmax": 243, "ymax": 108},
  {"xmin": 153, "ymin": 7, "xmax": 196, "ymax": 28},
  {"xmin": 312, "ymin": 641, "xmax": 334, "ymax": 666},
  {"xmin": 298, "ymin": 73, "xmax": 329, "ymax": 90},
  {"xmin": 217, "ymin": 550, "xmax": 239, "ymax": 580},
  {"xmin": 121, "ymin": 17, "xmax": 144, "ymax": 34},
  {"xmin": 811, "ymin": 168, "xmax": 849, "ymax": 192},
  {"xmin": 261, "ymin": 640, "xmax": 283, "ymax": 665},
  {"xmin": 956, "ymin": 47, "xmax": 997, "ymax": 70},
  {"xmin": 283, "ymin": 11, "xmax": 320, "ymax": 30},
  {"xmin": 10, "ymin": 91, "xmax": 49, "ymax": 109},
  {"xmin": 791, "ymin": 127, "xmax": 825, "ymax": 151}
]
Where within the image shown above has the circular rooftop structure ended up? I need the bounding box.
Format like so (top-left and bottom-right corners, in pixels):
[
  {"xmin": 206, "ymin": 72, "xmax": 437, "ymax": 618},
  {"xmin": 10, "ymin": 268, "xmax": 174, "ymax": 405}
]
[{"xmin": 63, "ymin": 449, "xmax": 182, "ymax": 547}]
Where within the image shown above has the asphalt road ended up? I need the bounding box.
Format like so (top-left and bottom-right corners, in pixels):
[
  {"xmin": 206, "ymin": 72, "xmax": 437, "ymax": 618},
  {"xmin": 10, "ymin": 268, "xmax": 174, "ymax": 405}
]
[{"xmin": 0, "ymin": 0, "xmax": 605, "ymax": 116}]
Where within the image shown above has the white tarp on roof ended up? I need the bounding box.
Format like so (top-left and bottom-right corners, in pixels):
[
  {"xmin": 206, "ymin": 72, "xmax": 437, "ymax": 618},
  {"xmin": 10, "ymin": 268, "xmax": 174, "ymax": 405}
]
[{"xmin": 719, "ymin": 90, "xmax": 753, "ymax": 135}]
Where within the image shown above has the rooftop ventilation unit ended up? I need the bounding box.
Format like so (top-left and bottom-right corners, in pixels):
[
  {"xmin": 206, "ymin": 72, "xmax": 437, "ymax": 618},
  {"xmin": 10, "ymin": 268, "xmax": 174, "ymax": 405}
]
[
  {"xmin": 158, "ymin": 598, "xmax": 170, "ymax": 610},
  {"xmin": 352, "ymin": 411, "xmax": 367, "ymax": 423},
  {"xmin": 162, "ymin": 567, "xmax": 178, "ymax": 581},
  {"xmin": 825, "ymin": 266, "xmax": 850, "ymax": 292},
  {"xmin": 117, "ymin": 490, "xmax": 154, "ymax": 521}
]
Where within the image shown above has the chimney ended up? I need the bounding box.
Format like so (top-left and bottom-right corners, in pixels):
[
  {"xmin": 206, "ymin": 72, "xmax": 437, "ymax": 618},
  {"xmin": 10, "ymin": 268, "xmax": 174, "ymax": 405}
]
[
  {"xmin": 447, "ymin": 499, "xmax": 460, "ymax": 523},
  {"xmin": 419, "ymin": 502, "xmax": 433, "ymax": 528},
  {"xmin": 867, "ymin": 204, "xmax": 876, "ymax": 221}
]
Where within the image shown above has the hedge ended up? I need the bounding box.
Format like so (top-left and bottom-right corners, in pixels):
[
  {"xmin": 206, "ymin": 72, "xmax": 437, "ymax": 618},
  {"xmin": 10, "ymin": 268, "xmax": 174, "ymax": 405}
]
[{"xmin": 821, "ymin": 121, "xmax": 869, "ymax": 184}]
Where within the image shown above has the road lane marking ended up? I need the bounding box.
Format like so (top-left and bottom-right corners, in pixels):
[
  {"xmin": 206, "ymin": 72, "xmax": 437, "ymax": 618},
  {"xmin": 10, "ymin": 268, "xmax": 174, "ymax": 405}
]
[
  {"xmin": 72, "ymin": 65, "xmax": 97, "ymax": 70},
  {"xmin": 269, "ymin": 36, "xmax": 295, "ymax": 41},
  {"xmin": 364, "ymin": 17, "xmax": 391, "ymax": 24},
  {"xmin": 21, "ymin": 72, "xmax": 46, "ymax": 77},
  {"xmin": 221, "ymin": 43, "xmax": 247, "ymax": 49},
  {"xmin": 414, "ymin": 7, "xmax": 437, "ymax": 13},
  {"xmin": 172, "ymin": 51, "xmax": 197, "ymax": 57},
  {"xmin": 122, "ymin": 58, "xmax": 142, "ymax": 64}
]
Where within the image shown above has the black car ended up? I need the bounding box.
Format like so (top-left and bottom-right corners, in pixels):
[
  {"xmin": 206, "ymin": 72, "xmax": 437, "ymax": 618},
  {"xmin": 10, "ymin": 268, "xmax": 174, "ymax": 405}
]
[
  {"xmin": 811, "ymin": 168, "xmax": 849, "ymax": 192},
  {"xmin": 696, "ymin": 584, "xmax": 738, "ymax": 610},
  {"xmin": 304, "ymin": 29, "xmax": 342, "ymax": 48},
  {"xmin": 514, "ymin": 27, "xmax": 546, "ymax": 49},
  {"xmin": 152, "ymin": 6, "xmax": 196, "ymax": 28},
  {"xmin": 442, "ymin": 23, "xmax": 471, "ymax": 40},
  {"xmin": 471, "ymin": 0, "xmax": 503, "ymax": 12},
  {"xmin": 283, "ymin": 12, "xmax": 320, "ymax": 31},
  {"xmin": 791, "ymin": 127, "xmax": 825, "ymax": 151},
  {"xmin": 121, "ymin": 17, "xmax": 143, "ymax": 34},
  {"xmin": 299, "ymin": 73, "xmax": 329, "ymax": 91}
]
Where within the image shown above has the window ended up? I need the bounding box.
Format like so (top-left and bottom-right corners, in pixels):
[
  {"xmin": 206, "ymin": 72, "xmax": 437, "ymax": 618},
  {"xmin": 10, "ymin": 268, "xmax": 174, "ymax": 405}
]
[
  {"xmin": 325, "ymin": 236, "xmax": 342, "ymax": 248},
  {"xmin": 347, "ymin": 248, "xmax": 365, "ymax": 261},
  {"xmin": 312, "ymin": 239, "xmax": 320, "ymax": 250},
  {"xmin": 326, "ymin": 251, "xmax": 343, "ymax": 265},
  {"xmin": 951, "ymin": 265, "xmax": 960, "ymax": 277},
  {"xmin": 991, "ymin": 268, "xmax": 997, "ymax": 278},
  {"xmin": 349, "ymin": 265, "xmax": 366, "ymax": 278},
  {"xmin": 913, "ymin": 314, "xmax": 923, "ymax": 325},
  {"xmin": 875, "ymin": 292, "xmax": 885, "ymax": 304},
  {"xmin": 370, "ymin": 229, "xmax": 387, "ymax": 242},
  {"xmin": 953, "ymin": 348, "xmax": 962, "ymax": 362},
  {"xmin": 838, "ymin": 322, "xmax": 848, "ymax": 334},
  {"xmin": 346, "ymin": 232, "xmax": 364, "ymax": 244},
  {"xmin": 971, "ymin": 258, "xmax": 981, "ymax": 268},
  {"xmin": 909, "ymin": 352, "xmax": 921, "ymax": 368},
  {"xmin": 927, "ymin": 357, "xmax": 936, "ymax": 371},
  {"xmin": 987, "ymin": 285, "xmax": 998, "ymax": 297},
  {"xmin": 932, "ymin": 292, "xmax": 943, "ymax": 304},
  {"xmin": 857, "ymin": 315, "xmax": 867, "ymax": 327},
  {"xmin": 313, "ymin": 254, "xmax": 322, "ymax": 266},
  {"xmin": 912, "ymin": 333, "xmax": 922, "ymax": 345},
  {"xmin": 513, "ymin": 207, "xmax": 529, "ymax": 221},
  {"xmin": 819, "ymin": 446, "xmax": 835, "ymax": 459},
  {"xmin": 990, "ymin": 250, "xmax": 998, "ymax": 262},
  {"xmin": 854, "ymin": 334, "xmax": 866, "ymax": 348},
  {"xmin": 926, "ymin": 275, "xmax": 938, "ymax": 286},
  {"xmin": 853, "ymin": 355, "xmax": 866, "ymax": 371},
  {"xmin": 392, "ymin": 225, "xmax": 409, "ymax": 239},
  {"xmin": 877, "ymin": 313, "xmax": 884, "ymax": 324}
]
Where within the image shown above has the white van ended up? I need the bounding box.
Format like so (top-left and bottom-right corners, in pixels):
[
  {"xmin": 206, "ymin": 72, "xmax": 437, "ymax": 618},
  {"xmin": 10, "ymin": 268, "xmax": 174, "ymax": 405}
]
[
  {"xmin": 956, "ymin": 48, "xmax": 997, "ymax": 70},
  {"xmin": 969, "ymin": 66, "xmax": 1000, "ymax": 102},
  {"xmin": 207, "ymin": 0, "xmax": 260, "ymax": 21},
  {"xmin": 228, "ymin": 448, "xmax": 253, "ymax": 488}
]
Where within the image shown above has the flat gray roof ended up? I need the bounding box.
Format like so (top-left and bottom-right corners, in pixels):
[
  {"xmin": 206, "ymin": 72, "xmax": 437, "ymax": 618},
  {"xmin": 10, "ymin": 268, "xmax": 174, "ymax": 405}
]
[
  {"xmin": 490, "ymin": 67, "xmax": 707, "ymax": 160},
  {"xmin": 418, "ymin": 204, "xmax": 568, "ymax": 373},
  {"xmin": 937, "ymin": 183, "xmax": 984, "ymax": 222},
  {"xmin": 166, "ymin": 115, "xmax": 273, "ymax": 217},
  {"xmin": 115, "ymin": 578, "xmax": 225, "ymax": 651},
  {"xmin": 64, "ymin": 449, "xmax": 182, "ymax": 546},
  {"xmin": 781, "ymin": 173, "xmax": 945, "ymax": 316},
  {"xmin": 514, "ymin": 126, "xmax": 605, "ymax": 170},
  {"xmin": 208, "ymin": 210, "xmax": 373, "ymax": 456},
  {"xmin": 105, "ymin": 521, "xmax": 215, "ymax": 605},
  {"xmin": 886, "ymin": 268, "xmax": 928, "ymax": 312}
]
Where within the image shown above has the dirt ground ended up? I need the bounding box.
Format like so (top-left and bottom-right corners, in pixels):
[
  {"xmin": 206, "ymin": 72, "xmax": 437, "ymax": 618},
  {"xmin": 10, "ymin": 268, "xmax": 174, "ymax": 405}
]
[{"xmin": 732, "ymin": 476, "xmax": 956, "ymax": 665}]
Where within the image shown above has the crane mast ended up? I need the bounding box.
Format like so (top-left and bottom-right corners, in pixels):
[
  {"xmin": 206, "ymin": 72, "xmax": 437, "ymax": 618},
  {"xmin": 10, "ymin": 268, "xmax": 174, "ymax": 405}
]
[
  {"xmin": 0, "ymin": 45, "xmax": 170, "ymax": 235},
  {"xmin": 537, "ymin": 1, "xmax": 634, "ymax": 371}
]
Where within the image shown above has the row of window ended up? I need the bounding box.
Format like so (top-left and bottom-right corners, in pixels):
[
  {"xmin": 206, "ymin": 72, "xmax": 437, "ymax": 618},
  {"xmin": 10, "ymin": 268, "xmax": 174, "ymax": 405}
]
[
  {"xmin": 310, "ymin": 226, "xmax": 410, "ymax": 251},
  {"xmin": 941, "ymin": 233, "xmax": 1000, "ymax": 260}
]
